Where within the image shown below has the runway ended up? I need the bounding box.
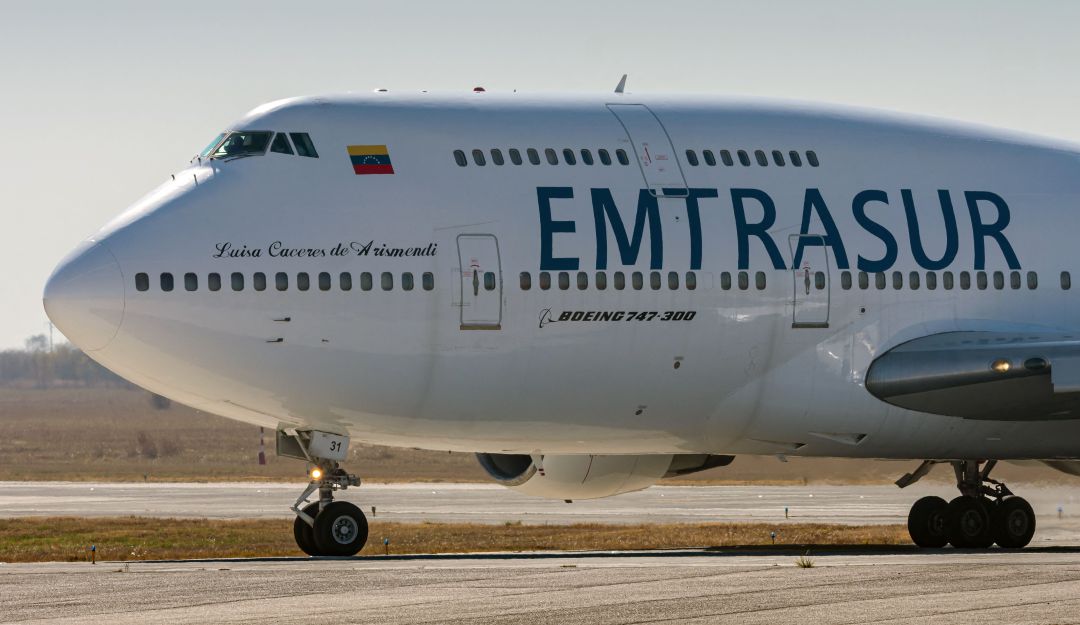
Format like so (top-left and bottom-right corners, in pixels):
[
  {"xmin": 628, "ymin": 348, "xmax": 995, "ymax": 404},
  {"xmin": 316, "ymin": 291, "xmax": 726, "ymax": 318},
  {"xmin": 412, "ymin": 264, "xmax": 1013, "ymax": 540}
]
[
  {"xmin": 4, "ymin": 481, "xmax": 1080, "ymax": 541},
  {"xmin": 3, "ymin": 549, "xmax": 1080, "ymax": 624}
]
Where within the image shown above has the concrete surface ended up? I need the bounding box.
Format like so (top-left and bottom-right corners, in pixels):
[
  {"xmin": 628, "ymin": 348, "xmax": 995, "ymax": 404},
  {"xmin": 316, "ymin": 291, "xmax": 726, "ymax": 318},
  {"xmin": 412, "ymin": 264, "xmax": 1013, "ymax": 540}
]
[
  {"xmin": 4, "ymin": 481, "xmax": 1080, "ymax": 540},
  {"xmin": 3, "ymin": 549, "xmax": 1080, "ymax": 624}
]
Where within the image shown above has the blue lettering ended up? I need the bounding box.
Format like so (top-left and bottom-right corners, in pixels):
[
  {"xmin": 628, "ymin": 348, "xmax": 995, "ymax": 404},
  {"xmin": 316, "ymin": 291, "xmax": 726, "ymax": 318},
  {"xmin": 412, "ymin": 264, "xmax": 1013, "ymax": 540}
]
[
  {"xmin": 684, "ymin": 188, "xmax": 717, "ymax": 270},
  {"xmin": 538, "ymin": 187, "xmax": 578, "ymax": 271},
  {"xmin": 966, "ymin": 191, "xmax": 1020, "ymax": 270},
  {"xmin": 793, "ymin": 188, "xmax": 850, "ymax": 269},
  {"xmin": 902, "ymin": 189, "xmax": 959, "ymax": 270},
  {"xmin": 852, "ymin": 190, "xmax": 897, "ymax": 273},
  {"xmin": 591, "ymin": 188, "xmax": 663, "ymax": 269},
  {"xmin": 731, "ymin": 188, "xmax": 785, "ymax": 270}
]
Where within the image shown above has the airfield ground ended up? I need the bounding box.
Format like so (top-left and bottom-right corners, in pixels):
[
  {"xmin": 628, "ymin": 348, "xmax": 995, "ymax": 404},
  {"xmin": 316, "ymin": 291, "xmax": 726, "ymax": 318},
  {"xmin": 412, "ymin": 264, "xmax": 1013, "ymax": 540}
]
[{"xmin": 1, "ymin": 387, "xmax": 1077, "ymax": 484}]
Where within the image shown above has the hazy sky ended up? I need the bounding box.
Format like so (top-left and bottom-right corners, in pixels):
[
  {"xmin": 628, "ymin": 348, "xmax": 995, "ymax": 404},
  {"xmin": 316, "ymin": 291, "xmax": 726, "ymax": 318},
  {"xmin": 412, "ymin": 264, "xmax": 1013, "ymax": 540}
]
[{"xmin": 2, "ymin": 0, "xmax": 1079, "ymax": 349}]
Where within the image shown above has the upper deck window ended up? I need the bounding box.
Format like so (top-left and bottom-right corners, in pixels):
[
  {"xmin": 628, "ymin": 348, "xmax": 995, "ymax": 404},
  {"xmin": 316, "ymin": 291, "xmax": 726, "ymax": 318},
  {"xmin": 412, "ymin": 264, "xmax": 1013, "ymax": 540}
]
[
  {"xmin": 290, "ymin": 133, "xmax": 319, "ymax": 158},
  {"xmin": 210, "ymin": 131, "xmax": 272, "ymax": 159}
]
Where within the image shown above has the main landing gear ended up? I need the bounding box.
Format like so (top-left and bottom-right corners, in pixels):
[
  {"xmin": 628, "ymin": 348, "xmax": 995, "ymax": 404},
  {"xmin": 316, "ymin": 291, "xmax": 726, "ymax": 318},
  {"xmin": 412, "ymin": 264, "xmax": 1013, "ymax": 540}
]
[
  {"xmin": 279, "ymin": 429, "xmax": 369, "ymax": 557},
  {"xmin": 899, "ymin": 460, "xmax": 1036, "ymax": 549}
]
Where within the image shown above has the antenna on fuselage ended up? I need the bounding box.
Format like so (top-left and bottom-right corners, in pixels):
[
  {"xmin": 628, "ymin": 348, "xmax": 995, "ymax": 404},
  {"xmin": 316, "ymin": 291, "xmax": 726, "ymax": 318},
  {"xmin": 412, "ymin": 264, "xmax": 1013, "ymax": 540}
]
[{"xmin": 614, "ymin": 74, "xmax": 627, "ymax": 94}]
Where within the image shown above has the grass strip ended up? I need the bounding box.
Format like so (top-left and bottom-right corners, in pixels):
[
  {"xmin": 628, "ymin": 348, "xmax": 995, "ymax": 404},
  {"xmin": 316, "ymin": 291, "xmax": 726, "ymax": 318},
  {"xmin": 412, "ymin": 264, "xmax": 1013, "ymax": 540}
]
[{"xmin": 0, "ymin": 517, "xmax": 910, "ymax": 562}]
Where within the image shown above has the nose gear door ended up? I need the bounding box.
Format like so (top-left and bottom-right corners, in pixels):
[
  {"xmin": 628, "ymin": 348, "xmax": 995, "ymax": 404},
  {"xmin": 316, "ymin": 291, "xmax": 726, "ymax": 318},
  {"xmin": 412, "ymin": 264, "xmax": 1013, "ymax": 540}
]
[
  {"xmin": 789, "ymin": 234, "xmax": 831, "ymax": 328},
  {"xmin": 457, "ymin": 234, "xmax": 502, "ymax": 330}
]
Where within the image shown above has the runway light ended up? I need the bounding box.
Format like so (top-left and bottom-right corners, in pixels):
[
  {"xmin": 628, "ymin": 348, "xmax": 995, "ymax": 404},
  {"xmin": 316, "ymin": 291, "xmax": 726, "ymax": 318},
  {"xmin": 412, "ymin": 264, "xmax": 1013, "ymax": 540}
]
[
  {"xmin": 310, "ymin": 468, "xmax": 323, "ymax": 480},
  {"xmin": 991, "ymin": 359, "xmax": 1011, "ymax": 373}
]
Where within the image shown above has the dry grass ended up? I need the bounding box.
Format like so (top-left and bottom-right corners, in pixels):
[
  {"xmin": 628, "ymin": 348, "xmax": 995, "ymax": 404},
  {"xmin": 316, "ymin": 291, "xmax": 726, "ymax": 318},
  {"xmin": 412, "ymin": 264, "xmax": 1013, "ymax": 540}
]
[
  {"xmin": 0, "ymin": 517, "xmax": 911, "ymax": 563},
  {"xmin": 0, "ymin": 387, "xmax": 1075, "ymax": 484}
]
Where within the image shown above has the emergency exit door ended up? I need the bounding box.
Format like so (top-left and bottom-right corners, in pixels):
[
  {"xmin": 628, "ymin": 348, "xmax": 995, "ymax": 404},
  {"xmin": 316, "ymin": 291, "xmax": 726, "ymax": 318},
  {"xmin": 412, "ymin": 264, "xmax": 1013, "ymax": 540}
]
[
  {"xmin": 789, "ymin": 234, "xmax": 831, "ymax": 328},
  {"xmin": 606, "ymin": 104, "xmax": 688, "ymax": 197},
  {"xmin": 457, "ymin": 234, "xmax": 502, "ymax": 330}
]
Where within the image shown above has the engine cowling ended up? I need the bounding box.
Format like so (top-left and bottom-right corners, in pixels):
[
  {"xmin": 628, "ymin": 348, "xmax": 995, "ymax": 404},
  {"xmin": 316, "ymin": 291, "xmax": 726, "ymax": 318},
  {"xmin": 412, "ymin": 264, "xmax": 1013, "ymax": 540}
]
[{"xmin": 475, "ymin": 453, "xmax": 734, "ymax": 500}]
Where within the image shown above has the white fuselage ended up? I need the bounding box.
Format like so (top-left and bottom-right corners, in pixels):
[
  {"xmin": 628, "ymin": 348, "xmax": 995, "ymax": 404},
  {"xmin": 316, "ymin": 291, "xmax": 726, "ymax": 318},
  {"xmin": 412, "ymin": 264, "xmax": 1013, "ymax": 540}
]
[{"xmin": 44, "ymin": 92, "xmax": 1080, "ymax": 460}]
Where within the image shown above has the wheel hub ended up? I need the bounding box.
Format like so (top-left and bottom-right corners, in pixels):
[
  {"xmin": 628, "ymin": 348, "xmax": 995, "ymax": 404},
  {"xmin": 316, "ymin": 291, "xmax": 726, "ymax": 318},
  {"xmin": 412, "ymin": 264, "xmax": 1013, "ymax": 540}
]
[
  {"xmin": 331, "ymin": 515, "xmax": 359, "ymax": 544},
  {"xmin": 1006, "ymin": 509, "xmax": 1030, "ymax": 536}
]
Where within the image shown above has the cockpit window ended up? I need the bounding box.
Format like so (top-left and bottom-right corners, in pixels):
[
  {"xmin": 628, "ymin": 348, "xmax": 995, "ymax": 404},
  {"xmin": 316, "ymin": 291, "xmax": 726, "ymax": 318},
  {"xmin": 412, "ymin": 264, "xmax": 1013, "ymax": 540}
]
[
  {"xmin": 270, "ymin": 133, "xmax": 294, "ymax": 155},
  {"xmin": 290, "ymin": 133, "xmax": 319, "ymax": 158},
  {"xmin": 210, "ymin": 131, "xmax": 272, "ymax": 159},
  {"xmin": 199, "ymin": 133, "xmax": 226, "ymax": 158}
]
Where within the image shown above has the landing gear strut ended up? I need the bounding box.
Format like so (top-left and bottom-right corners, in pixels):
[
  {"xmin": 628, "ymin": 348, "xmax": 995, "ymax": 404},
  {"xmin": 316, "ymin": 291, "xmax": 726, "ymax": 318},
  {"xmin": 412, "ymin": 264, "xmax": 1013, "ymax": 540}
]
[
  {"xmin": 899, "ymin": 460, "xmax": 1035, "ymax": 549},
  {"xmin": 279, "ymin": 429, "xmax": 369, "ymax": 557}
]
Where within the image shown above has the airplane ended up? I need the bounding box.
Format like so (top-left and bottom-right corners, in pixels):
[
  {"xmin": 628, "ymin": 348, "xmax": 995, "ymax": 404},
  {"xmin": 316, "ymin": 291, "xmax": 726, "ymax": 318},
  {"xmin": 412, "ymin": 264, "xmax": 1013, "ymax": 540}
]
[{"xmin": 42, "ymin": 83, "xmax": 1080, "ymax": 556}]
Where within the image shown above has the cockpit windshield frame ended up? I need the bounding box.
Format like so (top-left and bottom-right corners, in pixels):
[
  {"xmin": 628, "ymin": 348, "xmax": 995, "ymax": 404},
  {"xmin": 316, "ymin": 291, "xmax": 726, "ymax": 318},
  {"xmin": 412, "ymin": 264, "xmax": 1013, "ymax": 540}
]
[{"xmin": 209, "ymin": 130, "xmax": 273, "ymax": 160}]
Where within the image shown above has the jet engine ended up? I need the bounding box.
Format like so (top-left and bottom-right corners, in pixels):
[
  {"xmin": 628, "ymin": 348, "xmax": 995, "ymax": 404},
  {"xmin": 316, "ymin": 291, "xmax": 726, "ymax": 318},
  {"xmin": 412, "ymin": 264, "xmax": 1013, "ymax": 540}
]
[{"xmin": 475, "ymin": 453, "xmax": 734, "ymax": 500}]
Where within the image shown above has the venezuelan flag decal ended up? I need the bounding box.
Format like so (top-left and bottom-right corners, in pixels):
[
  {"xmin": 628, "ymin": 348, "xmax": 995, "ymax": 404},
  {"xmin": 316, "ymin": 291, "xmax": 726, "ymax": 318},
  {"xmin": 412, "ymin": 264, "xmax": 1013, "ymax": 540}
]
[{"xmin": 347, "ymin": 145, "xmax": 395, "ymax": 175}]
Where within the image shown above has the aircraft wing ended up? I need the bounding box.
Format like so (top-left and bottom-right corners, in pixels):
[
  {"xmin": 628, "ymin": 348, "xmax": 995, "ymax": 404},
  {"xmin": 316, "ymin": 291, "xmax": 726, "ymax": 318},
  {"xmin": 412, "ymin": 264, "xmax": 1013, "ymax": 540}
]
[{"xmin": 866, "ymin": 331, "xmax": 1080, "ymax": 420}]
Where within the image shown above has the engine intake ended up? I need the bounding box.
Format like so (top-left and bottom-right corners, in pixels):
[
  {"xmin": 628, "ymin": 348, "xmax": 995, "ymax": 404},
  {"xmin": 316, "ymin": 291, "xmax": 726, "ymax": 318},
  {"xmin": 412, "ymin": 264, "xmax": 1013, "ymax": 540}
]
[{"xmin": 475, "ymin": 453, "xmax": 734, "ymax": 500}]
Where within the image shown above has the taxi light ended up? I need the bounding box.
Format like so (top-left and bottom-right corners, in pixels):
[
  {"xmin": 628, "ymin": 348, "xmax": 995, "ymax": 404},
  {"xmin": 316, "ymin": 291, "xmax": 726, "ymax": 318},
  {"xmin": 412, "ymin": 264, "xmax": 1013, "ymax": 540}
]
[
  {"xmin": 310, "ymin": 468, "xmax": 323, "ymax": 480},
  {"xmin": 991, "ymin": 359, "xmax": 1011, "ymax": 373}
]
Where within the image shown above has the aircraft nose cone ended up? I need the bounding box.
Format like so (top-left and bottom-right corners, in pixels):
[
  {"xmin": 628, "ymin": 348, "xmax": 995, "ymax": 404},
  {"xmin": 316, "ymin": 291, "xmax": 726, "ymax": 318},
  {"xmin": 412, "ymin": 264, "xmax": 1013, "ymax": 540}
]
[{"xmin": 43, "ymin": 241, "xmax": 125, "ymax": 352}]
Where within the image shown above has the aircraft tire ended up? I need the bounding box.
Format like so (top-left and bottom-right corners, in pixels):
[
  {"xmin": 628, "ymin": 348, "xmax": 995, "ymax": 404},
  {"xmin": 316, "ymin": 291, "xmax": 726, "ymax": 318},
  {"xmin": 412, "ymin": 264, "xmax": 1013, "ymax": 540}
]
[
  {"xmin": 907, "ymin": 496, "xmax": 949, "ymax": 548},
  {"xmin": 945, "ymin": 496, "xmax": 994, "ymax": 549},
  {"xmin": 313, "ymin": 501, "xmax": 368, "ymax": 556},
  {"xmin": 992, "ymin": 496, "xmax": 1036, "ymax": 549},
  {"xmin": 293, "ymin": 503, "xmax": 322, "ymax": 556}
]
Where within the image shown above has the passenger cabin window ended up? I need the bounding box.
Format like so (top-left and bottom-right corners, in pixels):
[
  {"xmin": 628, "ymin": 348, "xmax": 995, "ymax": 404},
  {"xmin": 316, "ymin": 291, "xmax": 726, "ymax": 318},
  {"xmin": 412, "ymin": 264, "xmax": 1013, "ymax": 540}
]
[
  {"xmin": 490, "ymin": 149, "xmax": 504, "ymax": 166},
  {"xmin": 360, "ymin": 272, "xmax": 373, "ymax": 291},
  {"xmin": 297, "ymin": 272, "xmax": 310, "ymax": 291},
  {"xmin": 616, "ymin": 149, "xmax": 630, "ymax": 165},
  {"xmin": 806, "ymin": 150, "xmax": 820, "ymax": 167},
  {"xmin": 580, "ymin": 149, "xmax": 594, "ymax": 165},
  {"xmin": 160, "ymin": 273, "xmax": 174, "ymax": 292},
  {"xmin": 613, "ymin": 271, "xmax": 625, "ymax": 290},
  {"xmin": 562, "ymin": 149, "xmax": 576, "ymax": 165},
  {"xmin": 290, "ymin": 133, "xmax": 318, "ymax": 158},
  {"xmin": 632, "ymin": 271, "xmax": 644, "ymax": 290},
  {"xmin": 520, "ymin": 272, "xmax": 531, "ymax": 290},
  {"xmin": 685, "ymin": 272, "xmax": 697, "ymax": 290},
  {"xmin": 596, "ymin": 272, "xmax": 608, "ymax": 290},
  {"xmin": 270, "ymin": 133, "xmax": 293, "ymax": 155},
  {"xmin": 685, "ymin": 150, "xmax": 699, "ymax": 166},
  {"xmin": 789, "ymin": 151, "xmax": 803, "ymax": 167},
  {"xmin": 275, "ymin": 272, "xmax": 288, "ymax": 291},
  {"xmin": 720, "ymin": 150, "xmax": 734, "ymax": 166},
  {"xmin": 381, "ymin": 272, "xmax": 393, "ymax": 291},
  {"xmin": 772, "ymin": 150, "xmax": 785, "ymax": 166},
  {"xmin": 1063, "ymin": 272, "xmax": 1072, "ymax": 290},
  {"xmin": 527, "ymin": 148, "xmax": 541, "ymax": 165},
  {"xmin": 208, "ymin": 273, "xmax": 221, "ymax": 292},
  {"xmin": 737, "ymin": 150, "xmax": 751, "ymax": 166},
  {"xmin": 1027, "ymin": 271, "xmax": 1038, "ymax": 290},
  {"xmin": 598, "ymin": 149, "xmax": 612, "ymax": 165},
  {"xmin": 703, "ymin": 150, "xmax": 716, "ymax": 166},
  {"xmin": 402, "ymin": 273, "xmax": 414, "ymax": 291},
  {"xmin": 755, "ymin": 150, "xmax": 768, "ymax": 166},
  {"xmin": 558, "ymin": 272, "xmax": 570, "ymax": 290},
  {"xmin": 509, "ymin": 148, "xmax": 523, "ymax": 165},
  {"xmin": 135, "ymin": 273, "xmax": 149, "ymax": 292},
  {"xmin": 650, "ymin": 271, "xmax": 661, "ymax": 290},
  {"xmin": 210, "ymin": 131, "xmax": 272, "ymax": 159},
  {"xmin": 545, "ymin": 148, "xmax": 559, "ymax": 165},
  {"xmin": 539, "ymin": 272, "xmax": 551, "ymax": 290},
  {"xmin": 423, "ymin": 272, "xmax": 434, "ymax": 291},
  {"xmin": 253, "ymin": 272, "xmax": 266, "ymax": 291},
  {"xmin": 231, "ymin": 272, "xmax": 244, "ymax": 291},
  {"xmin": 318, "ymin": 272, "xmax": 331, "ymax": 291},
  {"xmin": 453, "ymin": 150, "xmax": 467, "ymax": 166},
  {"xmin": 577, "ymin": 272, "xmax": 588, "ymax": 290},
  {"xmin": 340, "ymin": 272, "xmax": 352, "ymax": 291},
  {"xmin": 472, "ymin": 149, "xmax": 486, "ymax": 166}
]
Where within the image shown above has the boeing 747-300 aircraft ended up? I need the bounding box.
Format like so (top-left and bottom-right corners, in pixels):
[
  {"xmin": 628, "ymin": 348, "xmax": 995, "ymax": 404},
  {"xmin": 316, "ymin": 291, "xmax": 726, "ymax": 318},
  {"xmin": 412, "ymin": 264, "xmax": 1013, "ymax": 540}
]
[{"xmin": 43, "ymin": 86, "xmax": 1080, "ymax": 555}]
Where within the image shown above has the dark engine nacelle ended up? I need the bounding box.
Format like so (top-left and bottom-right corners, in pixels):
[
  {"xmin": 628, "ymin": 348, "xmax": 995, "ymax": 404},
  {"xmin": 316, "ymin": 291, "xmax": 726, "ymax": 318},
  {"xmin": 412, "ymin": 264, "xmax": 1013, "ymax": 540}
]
[{"xmin": 475, "ymin": 453, "xmax": 733, "ymax": 500}]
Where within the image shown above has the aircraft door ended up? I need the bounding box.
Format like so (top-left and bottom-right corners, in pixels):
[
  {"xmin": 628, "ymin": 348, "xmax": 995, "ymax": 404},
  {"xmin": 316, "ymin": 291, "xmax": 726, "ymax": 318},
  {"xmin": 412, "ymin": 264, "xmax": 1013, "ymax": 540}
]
[
  {"xmin": 457, "ymin": 234, "xmax": 502, "ymax": 330},
  {"xmin": 789, "ymin": 235, "xmax": 830, "ymax": 328},
  {"xmin": 606, "ymin": 104, "xmax": 688, "ymax": 198}
]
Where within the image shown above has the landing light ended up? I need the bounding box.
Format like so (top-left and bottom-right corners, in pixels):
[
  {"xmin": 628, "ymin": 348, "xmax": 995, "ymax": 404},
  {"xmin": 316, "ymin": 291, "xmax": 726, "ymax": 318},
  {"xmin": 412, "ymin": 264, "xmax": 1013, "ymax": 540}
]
[
  {"xmin": 991, "ymin": 359, "xmax": 1011, "ymax": 373},
  {"xmin": 310, "ymin": 468, "xmax": 323, "ymax": 480}
]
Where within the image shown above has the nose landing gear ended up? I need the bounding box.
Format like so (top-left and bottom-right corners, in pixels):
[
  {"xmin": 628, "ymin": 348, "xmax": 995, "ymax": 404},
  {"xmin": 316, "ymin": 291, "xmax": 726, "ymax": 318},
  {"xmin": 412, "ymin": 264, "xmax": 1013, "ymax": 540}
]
[
  {"xmin": 900, "ymin": 460, "xmax": 1036, "ymax": 549},
  {"xmin": 280, "ymin": 429, "xmax": 369, "ymax": 557}
]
